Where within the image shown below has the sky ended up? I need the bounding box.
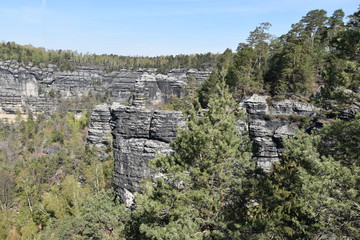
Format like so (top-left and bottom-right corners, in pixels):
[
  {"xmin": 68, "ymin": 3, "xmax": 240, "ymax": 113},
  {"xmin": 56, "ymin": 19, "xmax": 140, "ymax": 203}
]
[{"xmin": 0, "ymin": 0, "xmax": 358, "ymax": 56}]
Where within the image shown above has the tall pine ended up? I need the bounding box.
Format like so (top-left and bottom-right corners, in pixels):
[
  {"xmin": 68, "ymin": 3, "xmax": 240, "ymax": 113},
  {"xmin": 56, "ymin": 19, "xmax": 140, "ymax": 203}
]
[
  {"xmin": 261, "ymin": 130, "xmax": 359, "ymax": 239},
  {"xmin": 128, "ymin": 80, "xmax": 253, "ymax": 239}
]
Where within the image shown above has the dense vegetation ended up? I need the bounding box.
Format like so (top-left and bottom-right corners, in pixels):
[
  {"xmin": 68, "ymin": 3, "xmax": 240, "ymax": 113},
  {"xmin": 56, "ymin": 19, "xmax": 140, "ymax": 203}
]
[
  {"xmin": 199, "ymin": 7, "xmax": 360, "ymax": 108},
  {"xmin": 1, "ymin": 87, "xmax": 358, "ymax": 239},
  {"xmin": 0, "ymin": 6, "xmax": 359, "ymax": 240},
  {"xmin": 0, "ymin": 97, "xmax": 126, "ymax": 239},
  {"xmin": 0, "ymin": 42, "xmax": 218, "ymax": 73}
]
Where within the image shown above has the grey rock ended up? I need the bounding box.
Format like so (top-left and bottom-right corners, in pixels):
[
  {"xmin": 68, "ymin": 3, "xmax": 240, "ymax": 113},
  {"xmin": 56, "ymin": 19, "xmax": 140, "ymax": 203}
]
[
  {"xmin": 86, "ymin": 104, "xmax": 112, "ymax": 157},
  {"xmin": 241, "ymin": 94, "xmax": 269, "ymax": 116},
  {"xmin": 43, "ymin": 145, "xmax": 62, "ymax": 155},
  {"xmin": 0, "ymin": 60, "xmax": 211, "ymax": 115},
  {"xmin": 240, "ymin": 95, "xmax": 317, "ymax": 171},
  {"xmin": 107, "ymin": 94, "xmax": 320, "ymax": 204},
  {"xmin": 249, "ymin": 119, "xmax": 274, "ymax": 137},
  {"xmin": 269, "ymin": 100, "xmax": 316, "ymax": 117},
  {"xmin": 339, "ymin": 108, "xmax": 359, "ymax": 120},
  {"xmin": 150, "ymin": 110, "xmax": 185, "ymax": 143},
  {"xmin": 106, "ymin": 94, "xmax": 320, "ymax": 203},
  {"xmin": 110, "ymin": 105, "xmax": 184, "ymax": 205},
  {"xmin": 112, "ymin": 105, "xmax": 153, "ymax": 139}
]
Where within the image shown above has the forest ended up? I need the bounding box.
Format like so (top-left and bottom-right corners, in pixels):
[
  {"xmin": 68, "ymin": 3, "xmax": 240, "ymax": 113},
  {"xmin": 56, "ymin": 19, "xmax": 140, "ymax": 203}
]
[
  {"xmin": 0, "ymin": 6, "xmax": 359, "ymax": 240},
  {"xmin": 0, "ymin": 42, "xmax": 219, "ymax": 74}
]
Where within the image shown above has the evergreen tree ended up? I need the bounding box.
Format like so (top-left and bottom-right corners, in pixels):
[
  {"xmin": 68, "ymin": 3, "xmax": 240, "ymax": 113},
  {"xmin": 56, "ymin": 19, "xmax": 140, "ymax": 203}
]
[
  {"xmin": 318, "ymin": 115, "xmax": 360, "ymax": 167},
  {"xmin": 198, "ymin": 48, "xmax": 234, "ymax": 108},
  {"xmin": 41, "ymin": 190, "xmax": 129, "ymax": 240},
  {"xmin": 128, "ymin": 80, "xmax": 253, "ymax": 239},
  {"xmin": 260, "ymin": 131, "xmax": 359, "ymax": 239},
  {"xmin": 319, "ymin": 7, "xmax": 360, "ymax": 106},
  {"xmin": 326, "ymin": 9, "xmax": 345, "ymax": 40},
  {"xmin": 226, "ymin": 44, "xmax": 258, "ymax": 96},
  {"xmin": 299, "ymin": 9, "xmax": 328, "ymax": 46},
  {"xmin": 225, "ymin": 23, "xmax": 272, "ymax": 98}
]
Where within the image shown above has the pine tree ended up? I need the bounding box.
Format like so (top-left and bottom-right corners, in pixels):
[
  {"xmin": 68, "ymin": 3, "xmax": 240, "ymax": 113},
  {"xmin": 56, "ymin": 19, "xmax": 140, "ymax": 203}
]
[
  {"xmin": 41, "ymin": 190, "xmax": 129, "ymax": 240},
  {"xmin": 318, "ymin": 116, "xmax": 360, "ymax": 167},
  {"xmin": 261, "ymin": 130, "xmax": 359, "ymax": 239},
  {"xmin": 198, "ymin": 49, "xmax": 233, "ymax": 108},
  {"xmin": 319, "ymin": 7, "xmax": 360, "ymax": 106},
  {"xmin": 128, "ymin": 80, "xmax": 253, "ymax": 239},
  {"xmin": 224, "ymin": 23, "xmax": 272, "ymax": 98}
]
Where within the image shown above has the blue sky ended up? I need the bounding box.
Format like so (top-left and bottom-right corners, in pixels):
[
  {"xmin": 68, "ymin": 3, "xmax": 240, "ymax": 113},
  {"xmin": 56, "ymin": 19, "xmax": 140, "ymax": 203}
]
[{"xmin": 0, "ymin": 0, "xmax": 358, "ymax": 56}]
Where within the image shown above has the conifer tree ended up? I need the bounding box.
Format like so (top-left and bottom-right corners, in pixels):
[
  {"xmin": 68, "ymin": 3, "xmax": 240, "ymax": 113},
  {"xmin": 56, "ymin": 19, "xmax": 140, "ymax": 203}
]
[
  {"xmin": 262, "ymin": 130, "xmax": 359, "ymax": 239},
  {"xmin": 225, "ymin": 23, "xmax": 272, "ymax": 98},
  {"xmin": 198, "ymin": 48, "xmax": 233, "ymax": 108},
  {"xmin": 129, "ymin": 80, "xmax": 253, "ymax": 239},
  {"xmin": 320, "ymin": 7, "xmax": 360, "ymax": 106}
]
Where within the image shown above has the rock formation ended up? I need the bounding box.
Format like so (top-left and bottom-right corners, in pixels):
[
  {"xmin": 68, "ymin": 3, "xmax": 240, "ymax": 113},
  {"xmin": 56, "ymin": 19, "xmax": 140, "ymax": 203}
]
[
  {"xmin": 86, "ymin": 103, "xmax": 113, "ymax": 159},
  {"xmin": 96, "ymin": 94, "xmax": 320, "ymax": 205},
  {"xmin": 240, "ymin": 94, "xmax": 317, "ymax": 171},
  {"xmin": 0, "ymin": 60, "xmax": 211, "ymax": 116},
  {"xmin": 1, "ymin": 60, "xmax": 357, "ymax": 206},
  {"xmin": 110, "ymin": 105, "xmax": 184, "ymax": 207}
]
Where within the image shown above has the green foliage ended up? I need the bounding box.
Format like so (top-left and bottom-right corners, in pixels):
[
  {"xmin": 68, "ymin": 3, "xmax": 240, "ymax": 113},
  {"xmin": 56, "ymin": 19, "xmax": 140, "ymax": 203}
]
[
  {"xmin": 198, "ymin": 48, "xmax": 234, "ymax": 108},
  {"xmin": 199, "ymin": 7, "xmax": 359, "ymax": 103},
  {"xmin": 316, "ymin": 8, "xmax": 360, "ymax": 108},
  {"xmin": 224, "ymin": 23, "xmax": 272, "ymax": 98},
  {"xmin": 318, "ymin": 115, "xmax": 360, "ymax": 167},
  {"xmin": 129, "ymin": 81, "xmax": 253, "ymax": 239},
  {"xmin": 0, "ymin": 209, "xmax": 17, "ymax": 239},
  {"xmin": 0, "ymin": 41, "xmax": 219, "ymax": 73},
  {"xmin": 257, "ymin": 129, "xmax": 360, "ymax": 239},
  {"xmin": 0, "ymin": 169, "xmax": 15, "ymax": 210},
  {"xmin": 41, "ymin": 190, "xmax": 129, "ymax": 240},
  {"xmin": 0, "ymin": 6, "xmax": 359, "ymax": 240},
  {"xmin": 198, "ymin": 70, "xmax": 224, "ymax": 108},
  {"xmin": 169, "ymin": 75, "xmax": 201, "ymax": 112},
  {"xmin": 0, "ymin": 105, "xmax": 120, "ymax": 239}
]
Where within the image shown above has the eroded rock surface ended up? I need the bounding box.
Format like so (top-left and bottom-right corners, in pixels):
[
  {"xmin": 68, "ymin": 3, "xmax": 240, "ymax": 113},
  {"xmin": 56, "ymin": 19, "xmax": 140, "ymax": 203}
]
[
  {"xmin": 103, "ymin": 94, "xmax": 318, "ymax": 205},
  {"xmin": 240, "ymin": 94, "xmax": 317, "ymax": 171},
  {"xmin": 86, "ymin": 103, "xmax": 112, "ymax": 159},
  {"xmin": 0, "ymin": 60, "xmax": 211, "ymax": 116},
  {"xmin": 110, "ymin": 105, "xmax": 184, "ymax": 206}
]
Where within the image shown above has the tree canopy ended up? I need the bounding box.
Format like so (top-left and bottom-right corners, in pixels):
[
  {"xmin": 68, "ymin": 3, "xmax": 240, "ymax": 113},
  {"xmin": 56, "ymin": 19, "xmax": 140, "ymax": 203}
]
[{"xmin": 0, "ymin": 6, "xmax": 359, "ymax": 240}]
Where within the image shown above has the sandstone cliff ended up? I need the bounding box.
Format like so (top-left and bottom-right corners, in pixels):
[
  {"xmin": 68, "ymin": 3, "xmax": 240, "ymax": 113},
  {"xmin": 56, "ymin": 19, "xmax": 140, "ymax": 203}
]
[
  {"xmin": 1, "ymin": 60, "xmax": 357, "ymax": 207},
  {"xmin": 110, "ymin": 105, "xmax": 184, "ymax": 206},
  {"xmin": 0, "ymin": 60, "xmax": 211, "ymax": 116},
  {"xmin": 240, "ymin": 94, "xmax": 317, "ymax": 171},
  {"xmin": 86, "ymin": 102, "xmax": 185, "ymax": 206},
  {"xmin": 88, "ymin": 94, "xmax": 329, "ymax": 205}
]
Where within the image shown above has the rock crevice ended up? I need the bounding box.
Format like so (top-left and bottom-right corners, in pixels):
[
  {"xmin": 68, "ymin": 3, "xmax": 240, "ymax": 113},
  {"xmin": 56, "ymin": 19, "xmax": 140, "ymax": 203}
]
[
  {"xmin": 101, "ymin": 94, "xmax": 321, "ymax": 204},
  {"xmin": 0, "ymin": 60, "xmax": 211, "ymax": 115},
  {"xmin": 240, "ymin": 94, "xmax": 317, "ymax": 171},
  {"xmin": 109, "ymin": 105, "xmax": 185, "ymax": 206}
]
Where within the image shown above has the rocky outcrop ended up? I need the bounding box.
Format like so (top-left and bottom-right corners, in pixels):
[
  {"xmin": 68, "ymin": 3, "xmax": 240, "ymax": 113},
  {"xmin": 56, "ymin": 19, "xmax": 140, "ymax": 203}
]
[
  {"xmin": 110, "ymin": 105, "xmax": 184, "ymax": 207},
  {"xmin": 86, "ymin": 103, "xmax": 112, "ymax": 159},
  {"xmin": 240, "ymin": 94, "xmax": 317, "ymax": 171},
  {"xmin": 104, "ymin": 94, "xmax": 318, "ymax": 205},
  {"xmin": 0, "ymin": 60, "xmax": 211, "ymax": 116}
]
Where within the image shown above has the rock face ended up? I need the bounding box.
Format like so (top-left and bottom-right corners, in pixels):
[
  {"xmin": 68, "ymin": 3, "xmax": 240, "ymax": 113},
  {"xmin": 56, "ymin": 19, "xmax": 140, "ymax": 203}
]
[
  {"xmin": 86, "ymin": 103, "xmax": 112, "ymax": 159},
  {"xmin": 110, "ymin": 105, "xmax": 184, "ymax": 207},
  {"xmin": 240, "ymin": 94, "xmax": 317, "ymax": 171},
  {"xmin": 0, "ymin": 60, "xmax": 211, "ymax": 116},
  {"xmin": 104, "ymin": 94, "xmax": 318, "ymax": 205}
]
